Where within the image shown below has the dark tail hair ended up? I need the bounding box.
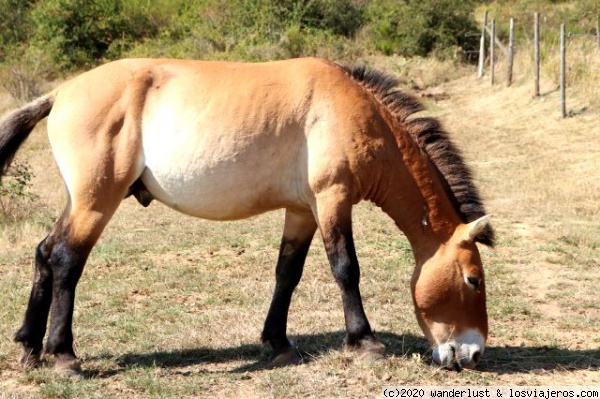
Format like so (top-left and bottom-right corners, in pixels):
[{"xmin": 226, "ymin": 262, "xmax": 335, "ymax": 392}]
[{"xmin": 0, "ymin": 93, "xmax": 55, "ymax": 177}]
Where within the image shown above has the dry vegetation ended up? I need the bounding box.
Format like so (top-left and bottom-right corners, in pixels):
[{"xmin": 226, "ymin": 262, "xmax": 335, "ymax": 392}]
[{"xmin": 0, "ymin": 53, "xmax": 599, "ymax": 397}]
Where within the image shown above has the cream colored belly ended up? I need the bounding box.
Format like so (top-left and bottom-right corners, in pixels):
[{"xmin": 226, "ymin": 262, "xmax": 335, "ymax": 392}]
[{"xmin": 140, "ymin": 126, "xmax": 306, "ymax": 221}]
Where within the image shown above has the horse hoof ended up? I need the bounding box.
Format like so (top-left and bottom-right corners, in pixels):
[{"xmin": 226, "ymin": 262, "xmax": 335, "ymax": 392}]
[
  {"xmin": 19, "ymin": 349, "xmax": 43, "ymax": 370},
  {"xmin": 269, "ymin": 347, "xmax": 303, "ymax": 368},
  {"xmin": 346, "ymin": 338, "xmax": 386, "ymax": 361},
  {"xmin": 54, "ymin": 357, "xmax": 84, "ymax": 380}
]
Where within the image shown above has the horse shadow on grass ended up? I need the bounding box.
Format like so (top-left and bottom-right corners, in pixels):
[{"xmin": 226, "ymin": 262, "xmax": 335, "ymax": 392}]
[{"xmin": 84, "ymin": 331, "xmax": 599, "ymax": 378}]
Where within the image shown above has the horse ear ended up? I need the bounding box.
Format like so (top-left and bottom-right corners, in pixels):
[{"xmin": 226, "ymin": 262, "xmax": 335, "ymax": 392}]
[{"xmin": 462, "ymin": 215, "xmax": 492, "ymax": 243}]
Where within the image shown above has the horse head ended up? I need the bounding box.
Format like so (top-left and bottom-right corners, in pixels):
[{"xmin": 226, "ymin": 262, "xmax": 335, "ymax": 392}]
[{"xmin": 411, "ymin": 215, "xmax": 491, "ymax": 370}]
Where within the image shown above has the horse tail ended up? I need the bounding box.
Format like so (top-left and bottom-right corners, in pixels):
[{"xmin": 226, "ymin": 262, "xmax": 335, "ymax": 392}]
[{"xmin": 0, "ymin": 93, "xmax": 55, "ymax": 178}]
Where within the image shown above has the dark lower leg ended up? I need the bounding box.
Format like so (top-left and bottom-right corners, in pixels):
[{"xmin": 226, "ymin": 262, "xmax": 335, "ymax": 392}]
[
  {"xmin": 14, "ymin": 238, "xmax": 54, "ymax": 367},
  {"xmin": 261, "ymin": 211, "xmax": 316, "ymax": 364},
  {"xmin": 44, "ymin": 241, "xmax": 88, "ymax": 360},
  {"xmin": 324, "ymin": 225, "xmax": 384, "ymax": 354},
  {"xmin": 261, "ymin": 239, "xmax": 312, "ymax": 352}
]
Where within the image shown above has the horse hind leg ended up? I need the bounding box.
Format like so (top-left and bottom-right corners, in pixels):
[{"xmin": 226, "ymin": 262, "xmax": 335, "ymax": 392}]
[
  {"xmin": 14, "ymin": 234, "xmax": 57, "ymax": 369},
  {"xmin": 14, "ymin": 179, "xmax": 131, "ymax": 377},
  {"xmin": 261, "ymin": 209, "xmax": 317, "ymax": 367},
  {"xmin": 14, "ymin": 212, "xmax": 85, "ymax": 375}
]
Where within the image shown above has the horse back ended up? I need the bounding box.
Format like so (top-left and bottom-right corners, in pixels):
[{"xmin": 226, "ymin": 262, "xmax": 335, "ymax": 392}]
[{"xmin": 47, "ymin": 58, "xmax": 393, "ymax": 220}]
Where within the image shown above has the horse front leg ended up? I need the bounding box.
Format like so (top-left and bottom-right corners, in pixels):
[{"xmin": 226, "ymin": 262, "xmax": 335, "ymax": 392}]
[
  {"xmin": 315, "ymin": 192, "xmax": 386, "ymax": 359},
  {"xmin": 262, "ymin": 209, "xmax": 317, "ymax": 367}
]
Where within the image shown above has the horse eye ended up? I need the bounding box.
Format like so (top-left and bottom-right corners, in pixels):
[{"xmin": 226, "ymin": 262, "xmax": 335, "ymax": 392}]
[{"xmin": 466, "ymin": 276, "xmax": 480, "ymax": 290}]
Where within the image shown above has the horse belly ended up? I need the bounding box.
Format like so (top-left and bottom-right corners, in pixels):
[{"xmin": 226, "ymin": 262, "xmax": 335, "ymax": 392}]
[{"xmin": 141, "ymin": 130, "xmax": 305, "ymax": 221}]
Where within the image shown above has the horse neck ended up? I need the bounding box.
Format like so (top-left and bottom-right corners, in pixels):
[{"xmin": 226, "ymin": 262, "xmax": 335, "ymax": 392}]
[{"xmin": 374, "ymin": 129, "xmax": 463, "ymax": 263}]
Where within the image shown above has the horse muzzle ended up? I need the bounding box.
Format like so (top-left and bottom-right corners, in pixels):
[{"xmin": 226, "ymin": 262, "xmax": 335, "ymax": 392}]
[{"xmin": 432, "ymin": 329, "xmax": 485, "ymax": 371}]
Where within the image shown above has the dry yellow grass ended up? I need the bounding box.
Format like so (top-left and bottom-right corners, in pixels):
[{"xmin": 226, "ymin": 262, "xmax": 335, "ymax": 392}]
[
  {"xmin": 432, "ymin": 70, "xmax": 600, "ymax": 385},
  {"xmin": 0, "ymin": 57, "xmax": 599, "ymax": 397}
]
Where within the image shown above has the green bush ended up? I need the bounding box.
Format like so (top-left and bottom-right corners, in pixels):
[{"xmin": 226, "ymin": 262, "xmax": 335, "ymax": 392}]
[
  {"xmin": 123, "ymin": 0, "xmax": 366, "ymax": 61},
  {"xmin": 0, "ymin": 0, "xmax": 34, "ymax": 54},
  {"xmin": 1, "ymin": 0, "xmax": 491, "ymax": 69},
  {"xmin": 0, "ymin": 161, "xmax": 38, "ymax": 224},
  {"xmin": 28, "ymin": 0, "xmax": 158, "ymax": 69},
  {"xmin": 277, "ymin": 0, "xmax": 365, "ymax": 36},
  {"xmin": 365, "ymin": 0, "xmax": 479, "ymax": 59}
]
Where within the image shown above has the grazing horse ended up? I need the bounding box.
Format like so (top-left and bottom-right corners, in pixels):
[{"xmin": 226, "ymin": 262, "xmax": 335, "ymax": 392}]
[{"xmin": 0, "ymin": 57, "xmax": 494, "ymax": 376}]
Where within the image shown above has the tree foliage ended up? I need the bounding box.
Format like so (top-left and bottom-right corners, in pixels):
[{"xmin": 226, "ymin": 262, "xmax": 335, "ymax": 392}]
[
  {"xmin": 0, "ymin": 0, "xmax": 483, "ymax": 71},
  {"xmin": 0, "ymin": 0, "xmax": 35, "ymax": 58},
  {"xmin": 28, "ymin": 0, "xmax": 157, "ymax": 69},
  {"xmin": 365, "ymin": 0, "xmax": 479, "ymax": 58}
]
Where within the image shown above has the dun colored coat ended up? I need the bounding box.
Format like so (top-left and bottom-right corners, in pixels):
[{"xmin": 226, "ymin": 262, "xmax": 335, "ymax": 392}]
[{"xmin": 0, "ymin": 57, "xmax": 494, "ymax": 376}]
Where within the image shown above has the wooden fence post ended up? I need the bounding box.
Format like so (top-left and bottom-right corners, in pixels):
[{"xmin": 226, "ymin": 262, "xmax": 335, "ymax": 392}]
[
  {"xmin": 596, "ymin": 20, "xmax": 599, "ymax": 53},
  {"xmin": 490, "ymin": 19, "xmax": 496, "ymax": 85},
  {"xmin": 507, "ymin": 18, "xmax": 515, "ymax": 87},
  {"xmin": 478, "ymin": 10, "xmax": 488, "ymax": 78},
  {"xmin": 560, "ymin": 24, "xmax": 567, "ymax": 118},
  {"xmin": 534, "ymin": 13, "xmax": 540, "ymax": 96}
]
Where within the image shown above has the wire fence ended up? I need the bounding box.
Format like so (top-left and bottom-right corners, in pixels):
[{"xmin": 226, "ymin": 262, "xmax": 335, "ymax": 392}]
[{"xmin": 476, "ymin": 13, "xmax": 600, "ymax": 118}]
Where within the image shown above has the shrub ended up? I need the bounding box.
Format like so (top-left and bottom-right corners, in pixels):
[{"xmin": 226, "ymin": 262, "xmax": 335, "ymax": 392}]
[
  {"xmin": 0, "ymin": 161, "xmax": 39, "ymax": 224},
  {"xmin": 0, "ymin": 0, "xmax": 35, "ymax": 60},
  {"xmin": 1, "ymin": 0, "xmax": 488, "ymax": 68},
  {"xmin": 278, "ymin": 0, "xmax": 366, "ymax": 36},
  {"xmin": 123, "ymin": 0, "xmax": 366, "ymax": 62},
  {"xmin": 28, "ymin": 0, "xmax": 158, "ymax": 70},
  {"xmin": 0, "ymin": 47, "xmax": 50, "ymax": 102},
  {"xmin": 365, "ymin": 0, "xmax": 479, "ymax": 59}
]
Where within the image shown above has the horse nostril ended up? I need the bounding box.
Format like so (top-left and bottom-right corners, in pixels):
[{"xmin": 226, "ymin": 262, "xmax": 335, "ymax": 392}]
[
  {"xmin": 447, "ymin": 344, "xmax": 463, "ymax": 371},
  {"xmin": 471, "ymin": 350, "xmax": 481, "ymax": 364}
]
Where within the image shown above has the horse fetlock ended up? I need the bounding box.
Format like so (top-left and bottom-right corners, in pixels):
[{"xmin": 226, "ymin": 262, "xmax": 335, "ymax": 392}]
[
  {"xmin": 53, "ymin": 354, "xmax": 83, "ymax": 379},
  {"xmin": 14, "ymin": 328, "xmax": 45, "ymax": 368},
  {"xmin": 18, "ymin": 348, "xmax": 44, "ymax": 370}
]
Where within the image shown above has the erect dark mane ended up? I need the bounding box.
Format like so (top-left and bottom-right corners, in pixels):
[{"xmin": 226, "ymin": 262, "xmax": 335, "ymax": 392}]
[{"xmin": 342, "ymin": 64, "xmax": 495, "ymax": 247}]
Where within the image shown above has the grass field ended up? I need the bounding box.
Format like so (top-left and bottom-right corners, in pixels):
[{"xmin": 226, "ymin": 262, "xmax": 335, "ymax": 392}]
[{"xmin": 0, "ymin": 57, "xmax": 598, "ymax": 398}]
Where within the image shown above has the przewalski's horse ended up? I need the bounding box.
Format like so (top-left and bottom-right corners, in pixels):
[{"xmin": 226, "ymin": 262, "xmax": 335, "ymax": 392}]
[{"xmin": 0, "ymin": 57, "xmax": 494, "ymax": 376}]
